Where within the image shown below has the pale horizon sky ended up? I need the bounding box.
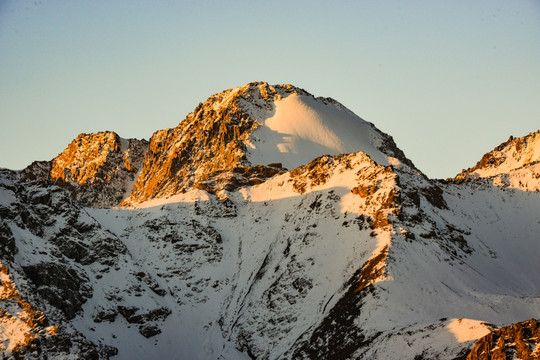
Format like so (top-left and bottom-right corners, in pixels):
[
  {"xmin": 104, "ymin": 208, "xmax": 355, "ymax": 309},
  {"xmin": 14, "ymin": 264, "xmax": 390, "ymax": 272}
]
[{"xmin": 1, "ymin": 0, "xmax": 539, "ymax": 178}]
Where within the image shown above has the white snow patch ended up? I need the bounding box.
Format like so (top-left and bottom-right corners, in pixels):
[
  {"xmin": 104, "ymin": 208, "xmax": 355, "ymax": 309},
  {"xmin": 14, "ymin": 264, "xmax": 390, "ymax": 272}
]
[
  {"xmin": 532, "ymin": 342, "xmax": 540, "ymax": 356},
  {"xmin": 124, "ymin": 189, "xmax": 211, "ymax": 209},
  {"xmin": 0, "ymin": 190, "xmax": 16, "ymax": 208},
  {"xmin": 446, "ymin": 318, "xmax": 492, "ymax": 342},
  {"xmin": 0, "ymin": 316, "xmax": 32, "ymax": 355},
  {"xmin": 246, "ymin": 94, "xmax": 389, "ymax": 169}
]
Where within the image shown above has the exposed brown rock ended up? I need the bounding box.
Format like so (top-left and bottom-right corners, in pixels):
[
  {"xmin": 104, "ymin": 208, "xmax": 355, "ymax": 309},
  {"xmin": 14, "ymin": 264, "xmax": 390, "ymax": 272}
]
[
  {"xmin": 17, "ymin": 82, "xmax": 418, "ymax": 208},
  {"xmin": 123, "ymin": 82, "xmax": 295, "ymax": 204},
  {"xmin": 0, "ymin": 263, "xmax": 53, "ymax": 356},
  {"xmin": 460, "ymin": 132, "xmax": 540, "ymax": 176},
  {"xmin": 123, "ymin": 81, "xmax": 416, "ymax": 205},
  {"xmin": 21, "ymin": 131, "xmax": 148, "ymax": 208},
  {"xmin": 355, "ymin": 245, "xmax": 389, "ymax": 292},
  {"xmin": 466, "ymin": 319, "xmax": 540, "ymax": 360}
]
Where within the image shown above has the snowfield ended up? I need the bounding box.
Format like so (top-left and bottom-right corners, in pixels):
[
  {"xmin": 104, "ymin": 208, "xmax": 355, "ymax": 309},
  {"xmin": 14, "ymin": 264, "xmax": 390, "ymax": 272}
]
[{"xmin": 245, "ymin": 93, "xmax": 389, "ymax": 169}]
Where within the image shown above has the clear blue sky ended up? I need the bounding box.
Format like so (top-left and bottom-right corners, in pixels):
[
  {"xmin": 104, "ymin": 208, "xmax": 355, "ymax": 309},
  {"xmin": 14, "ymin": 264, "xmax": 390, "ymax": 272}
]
[{"xmin": 1, "ymin": 0, "xmax": 539, "ymax": 178}]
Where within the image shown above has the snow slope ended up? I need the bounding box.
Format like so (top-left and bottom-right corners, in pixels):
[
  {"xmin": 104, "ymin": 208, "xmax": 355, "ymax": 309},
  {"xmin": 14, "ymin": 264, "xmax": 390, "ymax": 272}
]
[
  {"xmin": 123, "ymin": 82, "xmax": 411, "ymax": 205},
  {"xmin": 352, "ymin": 178, "xmax": 540, "ymax": 359},
  {"xmin": 4, "ymin": 147, "xmax": 540, "ymax": 359},
  {"xmin": 245, "ymin": 93, "xmax": 389, "ymax": 169}
]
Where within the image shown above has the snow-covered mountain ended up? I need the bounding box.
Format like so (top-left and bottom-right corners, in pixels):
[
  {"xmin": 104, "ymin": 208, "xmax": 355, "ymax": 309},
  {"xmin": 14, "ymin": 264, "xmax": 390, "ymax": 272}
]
[
  {"xmin": 123, "ymin": 82, "xmax": 412, "ymax": 205},
  {"xmin": 455, "ymin": 130, "xmax": 540, "ymax": 191},
  {"xmin": 1, "ymin": 82, "xmax": 539, "ymax": 359}
]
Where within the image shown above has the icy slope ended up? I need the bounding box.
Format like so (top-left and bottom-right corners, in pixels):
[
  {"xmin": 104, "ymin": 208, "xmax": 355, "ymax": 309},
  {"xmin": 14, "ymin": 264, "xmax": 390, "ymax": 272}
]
[
  {"xmin": 4, "ymin": 145, "xmax": 540, "ymax": 359},
  {"xmin": 349, "ymin": 176, "xmax": 540, "ymax": 359},
  {"xmin": 2, "ymin": 81, "xmax": 540, "ymax": 359},
  {"xmin": 1, "ymin": 151, "xmax": 398, "ymax": 359}
]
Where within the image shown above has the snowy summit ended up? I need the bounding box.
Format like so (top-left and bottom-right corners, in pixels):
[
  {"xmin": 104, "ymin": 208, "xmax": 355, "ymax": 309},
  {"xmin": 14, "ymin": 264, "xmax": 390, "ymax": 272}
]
[{"xmin": 237, "ymin": 85, "xmax": 390, "ymax": 169}]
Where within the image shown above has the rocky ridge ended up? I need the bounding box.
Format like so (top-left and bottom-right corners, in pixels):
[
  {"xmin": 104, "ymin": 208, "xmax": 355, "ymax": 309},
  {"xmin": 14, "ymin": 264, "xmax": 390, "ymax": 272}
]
[
  {"xmin": 0, "ymin": 170, "xmax": 120, "ymax": 358},
  {"xmin": 123, "ymin": 81, "xmax": 413, "ymax": 205},
  {"xmin": 20, "ymin": 132, "xmax": 148, "ymax": 208},
  {"xmin": 466, "ymin": 319, "xmax": 540, "ymax": 360},
  {"xmin": 18, "ymin": 82, "xmax": 414, "ymax": 208},
  {"xmin": 123, "ymin": 82, "xmax": 293, "ymax": 204},
  {"xmin": 454, "ymin": 130, "xmax": 540, "ymax": 191}
]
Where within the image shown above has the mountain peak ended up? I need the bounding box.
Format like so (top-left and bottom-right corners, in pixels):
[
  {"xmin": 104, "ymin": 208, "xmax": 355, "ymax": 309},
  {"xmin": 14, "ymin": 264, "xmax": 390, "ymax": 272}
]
[
  {"xmin": 50, "ymin": 131, "xmax": 124, "ymax": 185},
  {"xmin": 123, "ymin": 82, "xmax": 414, "ymax": 205},
  {"xmin": 3, "ymin": 82, "xmax": 540, "ymax": 359}
]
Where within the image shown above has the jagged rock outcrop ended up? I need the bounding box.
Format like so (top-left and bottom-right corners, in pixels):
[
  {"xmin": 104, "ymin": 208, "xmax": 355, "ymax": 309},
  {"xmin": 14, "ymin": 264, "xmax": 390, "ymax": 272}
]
[
  {"xmin": 454, "ymin": 130, "xmax": 540, "ymax": 191},
  {"xmin": 18, "ymin": 82, "xmax": 414, "ymax": 208},
  {"xmin": 466, "ymin": 319, "xmax": 540, "ymax": 360},
  {"xmin": 0, "ymin": 262, "xmax": 114, "ymax": 359},
  {"xmin": 0, "ymin": 262, "xmax": 51, "ymax": 356},
  {"xmin": 20, "ymin": 131, "xmax": 148, "ymax": 208},
  {"xmin": 22, "ymin": 262, "xmax": 93, "ymax": 320},
  {"xmin": 123, "ymin": 82, "xmax": 296, "ymax": 204},
  {"xmin": 0, "ymin": 169, "xmax": 170, "ymax": 358}
]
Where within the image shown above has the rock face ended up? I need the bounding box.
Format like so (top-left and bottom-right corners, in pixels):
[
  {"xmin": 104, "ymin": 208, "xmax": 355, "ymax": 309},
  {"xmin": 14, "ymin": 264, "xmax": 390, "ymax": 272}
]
[
  {"xmin": 454, "ymin": 130, "xmax": 540, "ymax": 191},
  {"xmin": 2, "ymin": 82, "xmax": 540, "ymax": 359},
  {"xmin": 466, "ymin": 319, "xmax": 540, "ymax": 360},
  {"xmin": 21, "ymin": 131, "xmax": 148, "ymax": 208},
  {"xmin": 0, "ymin": 169, "xmax": 166, "ymax": 358},
  {"xmin": 19, "ymin": 82, "xmax": 413, "ymax": 208},
  {"xmin": 0, "ymin": 262, "xmax": 51, "ymax": 356}
]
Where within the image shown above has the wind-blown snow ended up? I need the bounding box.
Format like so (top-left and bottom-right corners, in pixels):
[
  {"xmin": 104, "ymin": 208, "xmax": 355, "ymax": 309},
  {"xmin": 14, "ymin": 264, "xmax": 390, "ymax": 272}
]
[{"xmin": 245, "ymin": 94, "xmax": 389, "ymax": 169}]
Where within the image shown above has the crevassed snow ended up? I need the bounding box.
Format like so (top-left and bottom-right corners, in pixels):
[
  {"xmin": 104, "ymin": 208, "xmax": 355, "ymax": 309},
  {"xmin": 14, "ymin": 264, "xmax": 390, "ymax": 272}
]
[{"xmin": 246, "ymin": 94, "xmax": 389, "ymax": 169}]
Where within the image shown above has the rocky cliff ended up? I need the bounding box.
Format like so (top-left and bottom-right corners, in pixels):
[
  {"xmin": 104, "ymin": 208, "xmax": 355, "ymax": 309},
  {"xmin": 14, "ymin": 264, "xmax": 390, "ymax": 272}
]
[
  {"xmin": 123, "ymin": 81, "xmax": 413, "ymax": 205},
  {"xmin": 123, "ymin": 83, "xmax": 292, "ymax": 204}
]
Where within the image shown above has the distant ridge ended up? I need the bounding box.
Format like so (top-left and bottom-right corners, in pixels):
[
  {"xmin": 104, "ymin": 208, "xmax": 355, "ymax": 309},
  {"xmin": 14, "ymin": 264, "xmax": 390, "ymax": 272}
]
[{"xmin": 454, "ymin": 130, "xmax": 540, "ymax": 191}]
